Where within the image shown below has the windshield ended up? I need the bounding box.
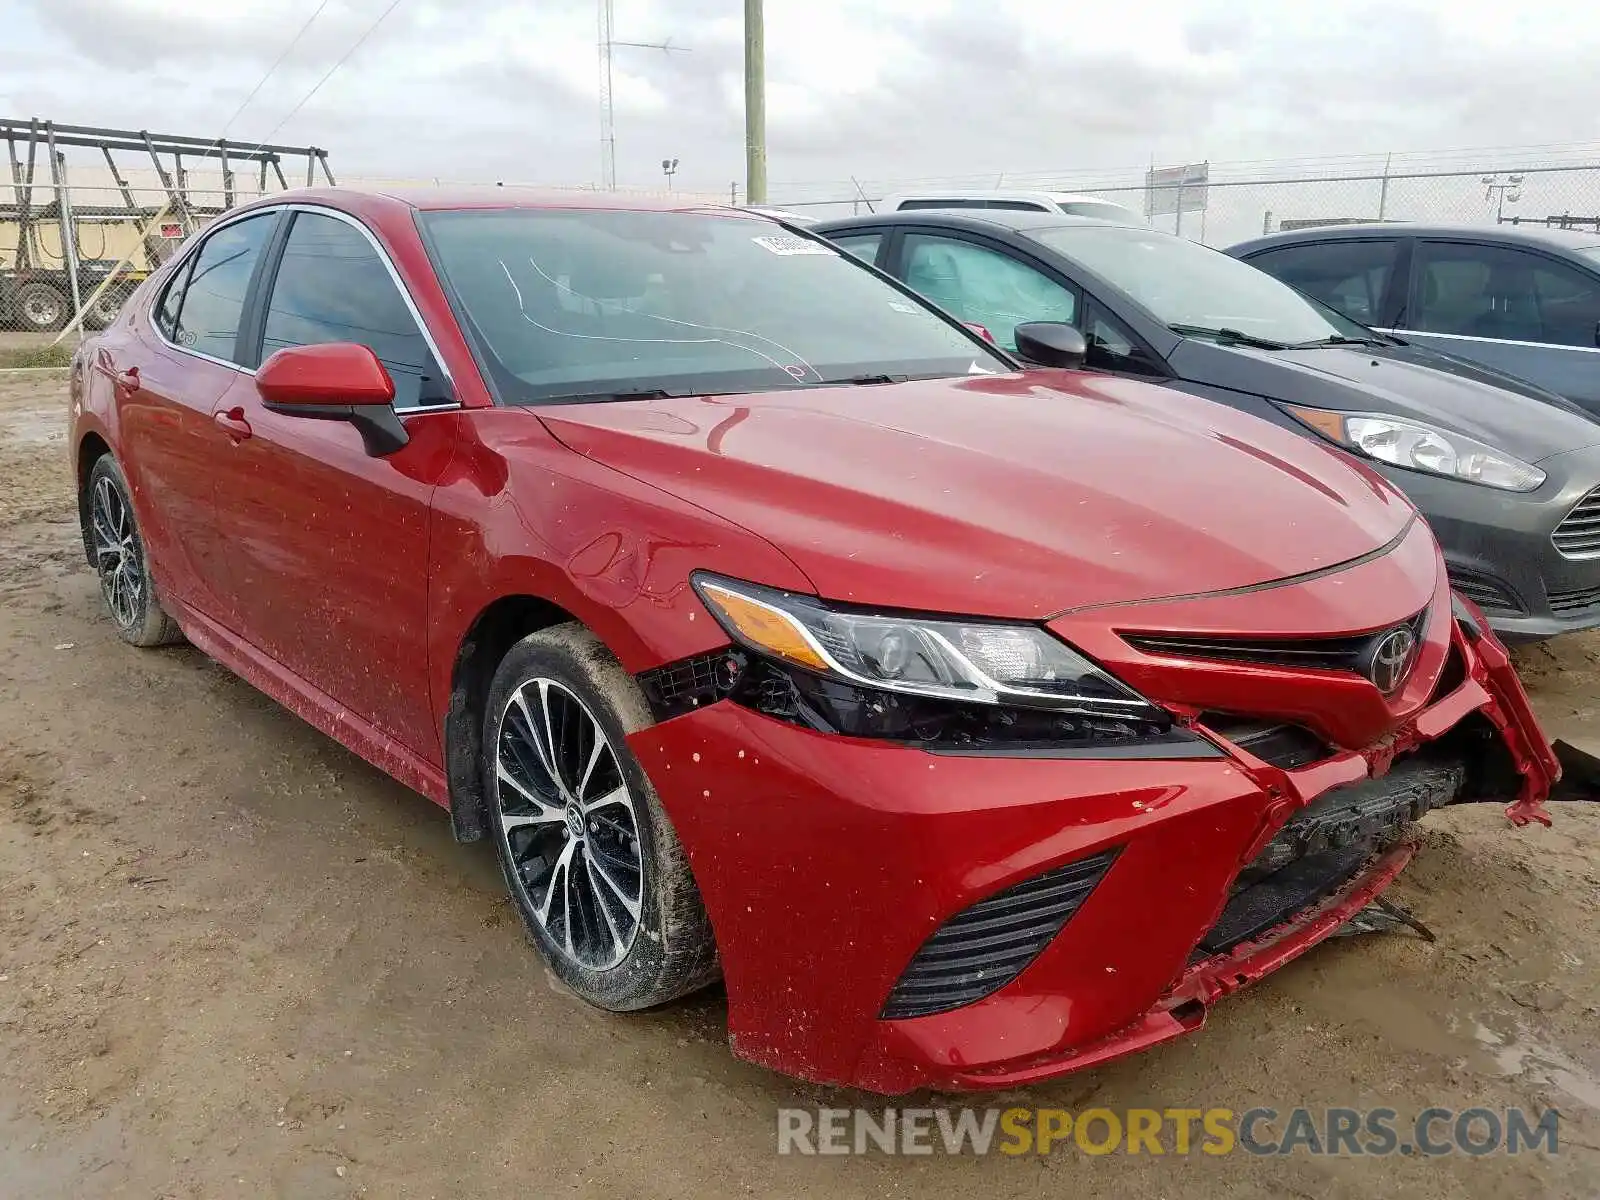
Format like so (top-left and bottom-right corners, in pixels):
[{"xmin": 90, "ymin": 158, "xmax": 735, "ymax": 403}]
[
  {"xmin": 1030, "ymin": 225, "xmax": 1371, "ymax": 345},
  {"xmin": 420, "ymin": 209, "xmax": 1007, "ymax": 402}
]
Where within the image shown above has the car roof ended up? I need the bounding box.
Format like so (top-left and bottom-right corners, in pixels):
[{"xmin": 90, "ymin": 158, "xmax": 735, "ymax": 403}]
[
  {"xmin": 1232, "ymin": 221, "xmax": 1600, "ymax": 254},
  {"xmin": 814, "ymin": 210, "xmax": 1121, "ymax": 235}
]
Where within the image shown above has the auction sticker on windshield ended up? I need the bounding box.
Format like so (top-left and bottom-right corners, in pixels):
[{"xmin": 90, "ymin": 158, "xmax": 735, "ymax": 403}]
[{"xmin": 752, "ymin": 235, "xmax": 835, "ymax": 255}]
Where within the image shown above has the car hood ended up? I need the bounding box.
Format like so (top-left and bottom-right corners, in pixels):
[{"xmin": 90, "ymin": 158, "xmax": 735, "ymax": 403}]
[
  {"xmin": 535, "ymin": 371, "xmax": 1415, "ymax": 619},
  {"xmin": 1169, "ymin": 338, "xmax": 1600, "ymax": 464}
]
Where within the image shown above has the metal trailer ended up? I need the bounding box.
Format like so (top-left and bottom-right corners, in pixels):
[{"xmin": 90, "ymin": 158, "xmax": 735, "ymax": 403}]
[{"xmin": 1, "ymin": 117, "xmax": 335, "ymax": 333}]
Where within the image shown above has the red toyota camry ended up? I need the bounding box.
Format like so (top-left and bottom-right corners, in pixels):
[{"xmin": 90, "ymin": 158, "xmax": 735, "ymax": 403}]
[{"xmin": 68, "ymin": 188, "xmax": 1559, "ymax": 1093}]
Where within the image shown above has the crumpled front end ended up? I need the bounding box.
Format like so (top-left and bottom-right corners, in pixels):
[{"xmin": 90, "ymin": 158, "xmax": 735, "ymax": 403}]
[{"xmin": 625, "ymin": 522, "xmax": 1558, "ymax": 1094}]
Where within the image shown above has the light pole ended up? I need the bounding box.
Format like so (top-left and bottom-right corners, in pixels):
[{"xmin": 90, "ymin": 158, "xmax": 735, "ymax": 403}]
[
  {"xmin": 1482, "ymin": 173, "xmax": 1524, "ymax": 224},
  {"xmin": 744, "ymin": 0, "xmax": 766, "ymax": 205},
  {"xmin": 662, "ymin": 157, "xmax": 679, "ymax": 190}
]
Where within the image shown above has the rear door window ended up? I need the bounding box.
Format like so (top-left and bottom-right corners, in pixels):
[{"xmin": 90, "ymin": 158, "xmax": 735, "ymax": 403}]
[
  {"xmin": 1245, "ymin": 239, "xmax": 1400, "ymax": 325},
  {"xmin": 1410, "ymin": 241, "xmax": 1600, "ymax": 345},
  {"xmin": 166, "ymin": 213, "xmax": 277, "ymax": 362},
  {"xmin": 900, "ymin": 233, "xmax": 1078, "ymax": 351}
]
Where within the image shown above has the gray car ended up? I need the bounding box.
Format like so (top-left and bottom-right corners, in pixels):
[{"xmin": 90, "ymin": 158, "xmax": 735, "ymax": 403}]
[
  {"xmin": 815, "ymin": 210, "xmax": 1600, "ymax": 639},
  {"xmin": 1227, "ymin": 223, "xmax": 1600, "ymax": 417}
]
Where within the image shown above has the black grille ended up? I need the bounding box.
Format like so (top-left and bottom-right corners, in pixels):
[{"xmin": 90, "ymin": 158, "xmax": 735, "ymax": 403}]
[
  {"xmin": 1201, "ymin": 714, "xmax": 1329, "ymax": 769},
  {"xmin": 1195, "ymin": 844, "xmax": 1374, "ymax": 956},
  {"xmin": 1448, "ymin": 571, "xmax": 1522, "ymax": 616},
  {"xmin": 1193, "ymin": 756, "xmax": 1466, "ymax": 957},
  {"xmin": 636, "ymin": 650, "xmax": 740, "ymax": 719},
  {"xmin": 1548, "ymin": 582, "xmax": 1600, "ymax": 615},
  {"xmin": 880, "ymin": 851, "xmax": 1116, "ymax": 1020},
  {"xmin": 1553, "ymin": 488, "xmax": 1600, "ymax": 558},
  {"xmin": 1124, "ymin": 609, "xmax": 1427, "ymax": 678}
]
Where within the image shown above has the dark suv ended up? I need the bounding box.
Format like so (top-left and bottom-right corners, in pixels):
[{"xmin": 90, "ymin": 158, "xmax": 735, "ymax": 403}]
[{"xmin": 1228, "ymin": 224, "xmax": 1600, "ymax": 416}]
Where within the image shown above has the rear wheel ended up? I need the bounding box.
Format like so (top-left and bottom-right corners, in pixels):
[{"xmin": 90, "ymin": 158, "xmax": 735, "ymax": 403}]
[
  {"xmin": 483, "ymin": 624, "xmax": 718, "ymax": 1010},
  {"xmin": 82, "ymin": 456, "xmax": 184, "ymax": 647},
  {"xmin": 14, "ymin": 281, "xmax": 68, "ymax": 332}
]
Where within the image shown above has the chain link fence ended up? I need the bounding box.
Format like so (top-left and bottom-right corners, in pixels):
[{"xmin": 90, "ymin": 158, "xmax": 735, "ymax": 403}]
[
  {"xmin": 773, "ymin": 159, "xmax": 1600, "ymax": 247},
  {"xmin": 2, "ymin": 118, "xmax": 335, "ymax": 340}
]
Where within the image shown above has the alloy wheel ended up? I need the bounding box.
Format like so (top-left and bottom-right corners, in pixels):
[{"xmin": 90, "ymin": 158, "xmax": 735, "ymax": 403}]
[
  {"xmin": 494, "ymin": 678, "xmax": 644, "ymax": 970},
  {"xmin": 90, "ymin": 475, "xmax": 143, "ymax": 630}
]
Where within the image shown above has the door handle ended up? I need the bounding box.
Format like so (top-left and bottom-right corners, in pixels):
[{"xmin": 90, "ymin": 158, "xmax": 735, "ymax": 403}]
[
  {"xmin": 114, "ymin": 368, "xmax": 140, "ymax": 393},
  {"xmin": 214, "ymin": 407, "xmax": 253, "ymax": 441}
]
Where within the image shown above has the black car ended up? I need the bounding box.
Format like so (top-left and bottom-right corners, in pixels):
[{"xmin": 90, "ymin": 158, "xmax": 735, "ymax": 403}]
[
  {"xmin": 815, "ymin": 210, "xmax": 1600, "ymax": 639},
  {"xmin": 1227, "ymin": 223, "xmax": 1600, "ymax": 416}
]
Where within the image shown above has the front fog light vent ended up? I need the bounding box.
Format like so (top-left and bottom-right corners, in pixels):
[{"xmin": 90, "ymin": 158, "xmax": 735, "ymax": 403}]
[{"xmin": 880, "ymin": 850, "xmax": 1117, "ymax": 1020}]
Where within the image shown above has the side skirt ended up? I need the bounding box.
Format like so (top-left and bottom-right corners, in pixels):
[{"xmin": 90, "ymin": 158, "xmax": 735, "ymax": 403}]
[{"xmin": 172, "ymin": 600, "xmax": 451, "ymax": 808}]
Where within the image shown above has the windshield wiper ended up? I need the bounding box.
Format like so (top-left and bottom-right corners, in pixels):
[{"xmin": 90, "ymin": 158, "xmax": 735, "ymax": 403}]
[
  {"xmin": 535, "ymin": 388, "xmax": 689, "ymax": 404},
  {"xmin": 1289, "ymin": 333, "xmax": 1393, "ymax": 349},
  {"xmin": 1168, "ymin": 323, "xmax": 1288, "ymax": 351},
  {"xmin": 808, "ymin": 373, "xmax": 910, "ymax": 386}
]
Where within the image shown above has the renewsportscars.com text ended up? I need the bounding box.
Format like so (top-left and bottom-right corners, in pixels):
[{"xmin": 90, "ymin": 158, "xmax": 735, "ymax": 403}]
[{"xmin": 776, "ymin": 1106, "xmax": 1562, "ymax": 1157}]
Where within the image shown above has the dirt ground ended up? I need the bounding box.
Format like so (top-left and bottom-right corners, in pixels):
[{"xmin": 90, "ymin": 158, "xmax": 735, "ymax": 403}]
[{"xmin": 1, "ymin": 367, "xmax": 1597, "ymax": 1199}]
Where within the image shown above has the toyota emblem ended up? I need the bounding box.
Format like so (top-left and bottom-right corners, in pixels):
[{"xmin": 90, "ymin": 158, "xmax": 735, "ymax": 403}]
[{"xmin": 1365, "ymin": 626, "xmax": 1418, "ymax": 692}]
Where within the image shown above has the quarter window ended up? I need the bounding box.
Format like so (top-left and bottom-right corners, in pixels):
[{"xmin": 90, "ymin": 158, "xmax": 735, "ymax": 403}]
[
  {"xmin": 1085, "ymin": 307, "xmax": 1163, "ymax": 376},
  {"xmin": 831, "ymin": 233, "xmax": 883, "ymax": 265},
  {"xmin": 901, "ymin": 234, "xmax": 1078, "ymax": 351},
  {"xmin": 153, "ymin": 260, "xmax": 191, "ymax": 340},
  {"xmin": 260, "ymin": 212, "xmax": 444, "ymax": 408},
  {"xmin": 1246, "ymin": 240, "xmax": 1399, "ymax": 325},
  {"xmin": 167, "ymin": 213, "xmax": 276, "ymax": 362}
]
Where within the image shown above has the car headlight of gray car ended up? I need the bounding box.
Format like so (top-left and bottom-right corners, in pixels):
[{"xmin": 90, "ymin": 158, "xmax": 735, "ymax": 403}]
[{"xmin": 1281, "ymin": 404, "xmax": 1547, "ymax": 492}]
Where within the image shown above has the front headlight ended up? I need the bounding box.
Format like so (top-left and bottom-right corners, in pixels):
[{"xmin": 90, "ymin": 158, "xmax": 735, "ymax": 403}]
[
  {"xmin": 1281, "ymin": 405, "xmax": 1546, "ymax": 492},
  {"xmin": 688, "ymin": 574, "xmax": 1204, "ymax": 753}
]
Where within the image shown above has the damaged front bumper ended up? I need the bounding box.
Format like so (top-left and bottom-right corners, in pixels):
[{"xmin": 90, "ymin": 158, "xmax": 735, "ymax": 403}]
[{"xmin": 626, "ymin": 601, "xmax": 1559, "ymax": 1094}]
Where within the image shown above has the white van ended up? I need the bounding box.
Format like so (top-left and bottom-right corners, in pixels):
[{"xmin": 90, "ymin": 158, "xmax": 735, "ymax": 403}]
[{"xmin": 882, "ymin": 190, "xmax": 1140, "ymax": 224}]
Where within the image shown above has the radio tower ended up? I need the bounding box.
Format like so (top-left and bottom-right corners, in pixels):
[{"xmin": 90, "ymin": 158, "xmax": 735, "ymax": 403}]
[{"xmin": 597, "ymin": 0, "xmax": 687, "ymax": 190}]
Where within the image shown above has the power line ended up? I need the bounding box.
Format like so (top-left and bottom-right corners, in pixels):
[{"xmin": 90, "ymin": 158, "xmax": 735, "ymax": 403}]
[
  {"xmin": 252, "ymin": 0, "xmax": 408, "ymax": 150},
  {"xmin": 216, "ymin": 0, "xmax": 336, "ymax": 139}
]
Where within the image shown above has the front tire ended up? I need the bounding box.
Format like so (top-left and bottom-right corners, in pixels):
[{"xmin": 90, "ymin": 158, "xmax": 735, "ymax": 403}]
[
  {"xmin": 82, "ymin": 456, "xmax": 183, "ymax": 647},
  {"xmin": 483, "ymin": 624, "xmax": 719, "ymax": 1010}
]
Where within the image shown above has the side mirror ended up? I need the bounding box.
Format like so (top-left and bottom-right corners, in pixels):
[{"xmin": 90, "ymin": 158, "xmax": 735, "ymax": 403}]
[
  {"xmin": 1014, "ymin": 322, "xmax": 1088, "ymax": 369},
  {"xmin": 255, "ymin": 343, "xmax": 408, "ymax": 456}
]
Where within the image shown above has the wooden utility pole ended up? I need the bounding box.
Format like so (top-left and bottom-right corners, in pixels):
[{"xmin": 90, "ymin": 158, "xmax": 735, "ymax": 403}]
[{"xmin": 743, "ymin": 0, "xmax": 766, "ymax": 205}]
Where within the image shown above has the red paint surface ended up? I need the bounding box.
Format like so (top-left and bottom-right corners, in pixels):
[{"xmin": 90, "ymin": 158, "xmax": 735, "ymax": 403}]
[{"xmin": 71, "ymin": 188, "xmax": 1559, "ymax": 1094}]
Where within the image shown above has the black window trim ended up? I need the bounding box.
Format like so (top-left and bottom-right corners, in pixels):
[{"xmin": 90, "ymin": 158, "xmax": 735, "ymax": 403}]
[{"xmin": 151, "ymin": 201, "xmax": 460, "ymax": 414}]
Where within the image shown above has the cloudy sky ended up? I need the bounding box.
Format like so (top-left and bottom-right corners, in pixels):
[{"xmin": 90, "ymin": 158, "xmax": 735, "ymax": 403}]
[{"xmin": 5, "ymin": 0, "xmax": 1600, "ymax": 202}]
